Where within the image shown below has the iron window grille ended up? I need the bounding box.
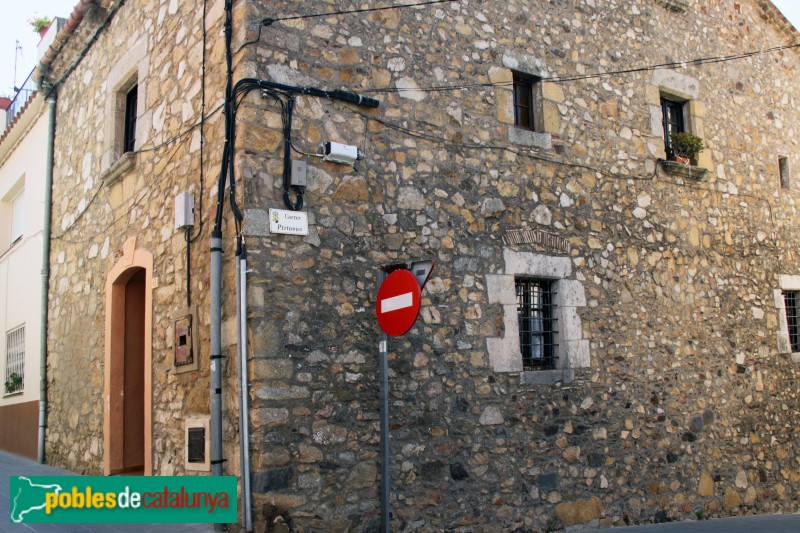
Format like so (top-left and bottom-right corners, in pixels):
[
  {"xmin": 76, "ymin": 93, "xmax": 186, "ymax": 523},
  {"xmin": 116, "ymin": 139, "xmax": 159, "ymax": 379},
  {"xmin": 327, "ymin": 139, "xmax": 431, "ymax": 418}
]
[
  {"xmin": 784, "ymin": 291, "xmax": 800, "ymax": 352},
  {"xmin": 5, "ymin": 326, "xmax": 24, "ymax": 394},
  {"xmin": 123, "ymin": 84, "xmax": 138, "ymax": 154},
  {"xmin": 516, "ymin": 278, "xmax": 558, "ymax": 370},
  {"xmin": 661, "ymin": 97, "xmax": 685, "ymax": 157}
]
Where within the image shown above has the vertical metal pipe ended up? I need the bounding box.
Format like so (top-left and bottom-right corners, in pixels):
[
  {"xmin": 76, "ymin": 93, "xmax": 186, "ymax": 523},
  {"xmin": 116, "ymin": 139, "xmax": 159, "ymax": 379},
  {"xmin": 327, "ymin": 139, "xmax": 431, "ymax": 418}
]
[
  {"xmin": 38, "ymin": 93, "xmax": 56, "ymax": 464},
  {"xmin": 209, "ymin": 230, "xmax": 224, "ymax": 532},
  {"xmin": 239, "ymin": 245, "xmax": 253, "ymax": 532},
  {"xmin": 377, "ymin": 270, "xmax": 390, "ymax": 533},
  {"xmin": 234, "ymin": 248, "xmax": 244, "ymax": 527}
]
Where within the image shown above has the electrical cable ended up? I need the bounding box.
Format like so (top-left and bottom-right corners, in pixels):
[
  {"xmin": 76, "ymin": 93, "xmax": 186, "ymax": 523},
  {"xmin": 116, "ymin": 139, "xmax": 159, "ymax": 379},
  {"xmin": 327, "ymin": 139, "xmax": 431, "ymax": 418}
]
[
  {"xmin": 360, "ymin": 42, "xmax": 800, "ymax": 95},
  {"xmin": 348, "ymin": 106, "xmax": 655, "ymax": 183},
  {"xmin": 185, "ymin": 0, "xmax": 209, "ymax": 308},
  {"xmin": 265, "ymin": 0, "xmax": 458, "ymax": 23},
  {"xmin": 235, "ymin": 0, "xmax": 459, "ymax": 54},
  {"xmin": 346, "ymin": 105, "xmax": 781, "ymax": 231},
  {"xmin": 213, "ymin": 0, "xmax": 234, "ymax": 235},
  {"xmin": 136, "ymin": 103, "xmax": 222, "ymax": 154},
  {"xmin": 53, "ymin": 127, "xmax": 192, "ymax": 244}
]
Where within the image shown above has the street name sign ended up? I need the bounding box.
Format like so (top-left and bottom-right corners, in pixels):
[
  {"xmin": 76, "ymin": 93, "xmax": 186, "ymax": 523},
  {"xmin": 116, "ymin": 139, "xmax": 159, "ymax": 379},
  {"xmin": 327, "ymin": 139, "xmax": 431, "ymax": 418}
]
[{"xmin": 269, "ymin": 208, "xmax": 308, "ymax": 235}]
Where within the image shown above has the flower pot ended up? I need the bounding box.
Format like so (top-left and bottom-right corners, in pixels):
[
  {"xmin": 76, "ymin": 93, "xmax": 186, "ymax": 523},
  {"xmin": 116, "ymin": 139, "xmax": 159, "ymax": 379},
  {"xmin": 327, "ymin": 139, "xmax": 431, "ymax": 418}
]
[{"xmin": 671, "ymin": 155, "xmax": 691, "ymax": 165}]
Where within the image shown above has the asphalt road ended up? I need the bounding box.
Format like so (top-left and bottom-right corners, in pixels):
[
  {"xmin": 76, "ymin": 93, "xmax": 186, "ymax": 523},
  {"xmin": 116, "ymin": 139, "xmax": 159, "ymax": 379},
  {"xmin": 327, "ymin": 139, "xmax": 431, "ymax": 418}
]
[{"xmin": 589, "ymin": 513, "xmax": 800, "ymax": 532}]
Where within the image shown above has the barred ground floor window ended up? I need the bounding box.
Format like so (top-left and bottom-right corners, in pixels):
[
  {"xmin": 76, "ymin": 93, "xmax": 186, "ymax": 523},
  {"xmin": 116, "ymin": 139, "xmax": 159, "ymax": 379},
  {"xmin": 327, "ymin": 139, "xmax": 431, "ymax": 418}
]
[{"xmin": 4, "ymin": 325, "xmax": 24, "ymax": 395}]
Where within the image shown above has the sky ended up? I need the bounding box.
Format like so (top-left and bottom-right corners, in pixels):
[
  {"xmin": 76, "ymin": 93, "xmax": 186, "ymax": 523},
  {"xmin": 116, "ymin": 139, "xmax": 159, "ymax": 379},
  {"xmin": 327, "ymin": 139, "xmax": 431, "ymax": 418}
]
[
  {"xmin": 0, "ymin": 1, "xmax": 799, "ymax": 99},
  {"xmin": 0, "ymin": 1, "xmax": 75, "ymax": 98}
]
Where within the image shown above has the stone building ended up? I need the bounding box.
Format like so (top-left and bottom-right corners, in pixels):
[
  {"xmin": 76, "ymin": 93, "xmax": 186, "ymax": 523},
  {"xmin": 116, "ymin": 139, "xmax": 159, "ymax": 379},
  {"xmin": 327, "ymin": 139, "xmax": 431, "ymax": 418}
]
[{"xmin": 42, "ymin": 0, "xmax": 800, "ymax": 531}]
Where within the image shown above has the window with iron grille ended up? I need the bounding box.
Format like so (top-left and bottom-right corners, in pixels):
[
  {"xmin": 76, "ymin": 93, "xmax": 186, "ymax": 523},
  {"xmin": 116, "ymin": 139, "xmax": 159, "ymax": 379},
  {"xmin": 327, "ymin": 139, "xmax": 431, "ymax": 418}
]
[
  {"xmin": 784, "ymin": 291, "xmax": 800, "ymax": 352},
  {"xmin": 513, "ymin": 73, "xmax": 542, "ymax": 132},
  {"xmin": 4, "ymin": 326, "xmax": 24, "ymax": 394},
  {"xmin": 516, "ymin": 278, "xmax": 558, "ymax": 370}
]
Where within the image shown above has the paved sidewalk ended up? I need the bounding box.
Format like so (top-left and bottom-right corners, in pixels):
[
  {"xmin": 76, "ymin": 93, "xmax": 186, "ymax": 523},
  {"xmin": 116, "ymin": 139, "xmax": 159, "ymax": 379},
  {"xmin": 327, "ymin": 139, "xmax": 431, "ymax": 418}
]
[
  {"xmin": 589, "ymin": 513, "xmax": 800, "ymax": 532},
  {"xmin": 1, "ymin": 451, "xmax": 215, "ymax": 533}
]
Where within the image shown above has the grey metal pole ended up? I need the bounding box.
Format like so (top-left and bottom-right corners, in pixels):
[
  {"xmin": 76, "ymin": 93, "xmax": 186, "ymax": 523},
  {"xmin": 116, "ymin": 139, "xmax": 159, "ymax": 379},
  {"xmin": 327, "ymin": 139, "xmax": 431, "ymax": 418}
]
[
  {"xmin": 377, "ymin": 270, "xmax": 390, "ymax": 533},
  {"xmin": 210, "ymin": 230, "xmax": 224, "ymax": 532},
  {"xmin": 235, "ymin": 249, "xmax": 245, "ymax": 528},
  {"xmin": 239, "ymin": 246, "xmax": 253, "ymax": 532},
  {"xmin": 38, "ymin": 94, "xmax": 56, "ymax": 464}
]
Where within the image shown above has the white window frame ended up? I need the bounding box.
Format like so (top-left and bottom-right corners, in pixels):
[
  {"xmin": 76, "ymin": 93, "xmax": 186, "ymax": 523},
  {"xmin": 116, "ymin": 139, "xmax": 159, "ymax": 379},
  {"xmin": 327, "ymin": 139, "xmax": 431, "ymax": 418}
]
[{"xmin": 9, "ymin": 187, "xmax": 24, "ymax": 244}]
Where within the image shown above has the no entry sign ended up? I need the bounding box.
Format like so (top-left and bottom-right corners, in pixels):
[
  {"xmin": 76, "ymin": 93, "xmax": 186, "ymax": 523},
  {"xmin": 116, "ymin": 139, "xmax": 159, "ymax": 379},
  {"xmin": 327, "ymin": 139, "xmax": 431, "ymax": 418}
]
[{"xmin": 376, "ymin": 269, "xmax": 422, "ymax": 336}]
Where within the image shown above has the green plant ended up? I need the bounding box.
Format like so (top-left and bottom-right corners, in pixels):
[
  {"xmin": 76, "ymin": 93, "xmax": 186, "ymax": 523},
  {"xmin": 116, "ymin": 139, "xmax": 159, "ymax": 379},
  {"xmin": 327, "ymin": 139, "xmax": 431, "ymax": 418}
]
[
  {"xmin": 670, "ymin": 131, "xmax": 704, "ymax": 161},
  {"xmin": 4, "ymin": 372, "xmax": 22, "ymax": 394},
  {"xmin": 29, "ymin": 16, "xmax": 52, "ymax": 33}
]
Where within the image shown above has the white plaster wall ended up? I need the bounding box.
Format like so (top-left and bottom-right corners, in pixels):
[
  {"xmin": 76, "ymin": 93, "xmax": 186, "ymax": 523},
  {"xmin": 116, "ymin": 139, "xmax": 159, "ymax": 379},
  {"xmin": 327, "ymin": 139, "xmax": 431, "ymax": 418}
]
[{"xmin": 0, "ymin": 99, "xmax": 48, "ymax": 406}]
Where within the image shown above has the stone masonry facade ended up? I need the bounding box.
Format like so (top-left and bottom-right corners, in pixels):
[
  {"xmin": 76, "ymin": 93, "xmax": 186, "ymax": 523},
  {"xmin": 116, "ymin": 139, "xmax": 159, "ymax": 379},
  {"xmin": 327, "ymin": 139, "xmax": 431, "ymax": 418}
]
[{"xmin": 43, "ymin": 0, "xmax": 800, "ymax": 532}]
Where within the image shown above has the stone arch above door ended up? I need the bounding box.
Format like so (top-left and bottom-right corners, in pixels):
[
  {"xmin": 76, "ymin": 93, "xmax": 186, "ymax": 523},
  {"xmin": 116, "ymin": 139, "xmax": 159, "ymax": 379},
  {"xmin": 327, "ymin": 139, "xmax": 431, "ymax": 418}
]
[{"xmin": 103, "ymin": 236, "xmax": 153, "ymax": 476}]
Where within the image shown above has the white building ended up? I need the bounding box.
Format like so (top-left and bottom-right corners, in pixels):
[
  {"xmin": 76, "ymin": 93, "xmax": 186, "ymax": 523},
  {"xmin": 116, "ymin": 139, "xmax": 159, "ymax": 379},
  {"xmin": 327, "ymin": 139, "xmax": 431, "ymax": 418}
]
[{"xmin": 0, "ymin": 19, "xmax": 62, "ymax": 459}]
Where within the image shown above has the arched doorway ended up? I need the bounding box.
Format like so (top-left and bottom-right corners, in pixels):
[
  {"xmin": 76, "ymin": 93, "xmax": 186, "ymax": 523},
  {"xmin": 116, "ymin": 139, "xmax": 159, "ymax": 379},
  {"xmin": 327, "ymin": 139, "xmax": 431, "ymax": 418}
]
[{"xmin": 104, "ymin": 237, "xmax": 153, "ymax": 475}]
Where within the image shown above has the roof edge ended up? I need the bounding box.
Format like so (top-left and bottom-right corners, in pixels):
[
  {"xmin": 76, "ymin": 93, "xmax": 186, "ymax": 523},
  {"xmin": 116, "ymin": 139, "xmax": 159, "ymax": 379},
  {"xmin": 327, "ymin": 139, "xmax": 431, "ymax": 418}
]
[
  {"xmin": 34, "ymin": 0, "xmax": 94, "ymax": 86},
  {"xmin": 756, "ymin": 1, "xmax": 800, "ymax": 42}
]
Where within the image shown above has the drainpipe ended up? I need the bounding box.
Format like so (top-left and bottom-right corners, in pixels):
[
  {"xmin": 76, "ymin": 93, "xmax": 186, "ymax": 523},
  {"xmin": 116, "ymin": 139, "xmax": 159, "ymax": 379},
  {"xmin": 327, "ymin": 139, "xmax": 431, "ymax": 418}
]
[
  {"xmin": 38, "ymin": 92, "xmax": 56, "ymax": 464},
  {"xmin": 209, "ymin": 229, "xmax": 223, "ymax": 532},
  {"xmin": 235, "ymin": 241, "xmax": 253, "ymax": 531}
]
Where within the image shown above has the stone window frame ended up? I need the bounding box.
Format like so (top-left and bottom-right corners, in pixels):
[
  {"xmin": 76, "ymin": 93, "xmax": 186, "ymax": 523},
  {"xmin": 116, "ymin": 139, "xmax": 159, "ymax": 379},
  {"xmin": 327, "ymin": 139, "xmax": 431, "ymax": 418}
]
[
  {"xmin": 490, "ymin": 51, "xmax": 562, "ymax": 151},
  {"xmin": 776, "ymin": 275, "xmax": 800, "ymax": 362},
  {"xmin": 646, "ymin": 70, "xmax": 711, "ymax": 171},
  {"xmin": 101, "ymin": 39, "xmax": 150, "ymax": 186},
  {"xmin": 486, "ymin": 249, "xmax": 589, "ymax": 385}
]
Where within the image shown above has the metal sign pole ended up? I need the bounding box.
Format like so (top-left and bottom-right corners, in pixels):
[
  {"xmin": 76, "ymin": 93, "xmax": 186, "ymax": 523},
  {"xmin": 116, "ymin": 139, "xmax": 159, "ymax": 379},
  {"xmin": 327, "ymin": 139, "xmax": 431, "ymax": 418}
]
[{"xmin": 377, "ymin": 269, "xmax": 390, "ymax": 533}]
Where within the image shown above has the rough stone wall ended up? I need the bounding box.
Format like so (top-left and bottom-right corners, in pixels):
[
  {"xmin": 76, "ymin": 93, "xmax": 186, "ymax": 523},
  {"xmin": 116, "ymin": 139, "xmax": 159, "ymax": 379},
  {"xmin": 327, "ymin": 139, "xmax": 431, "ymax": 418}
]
[
  {"xmin": 240, "ymin": 0, "xmax": 800, "ymax": 530},
  {"xmin": 44, "ymin": 0, "xmax": 241, "ymax": 480}
]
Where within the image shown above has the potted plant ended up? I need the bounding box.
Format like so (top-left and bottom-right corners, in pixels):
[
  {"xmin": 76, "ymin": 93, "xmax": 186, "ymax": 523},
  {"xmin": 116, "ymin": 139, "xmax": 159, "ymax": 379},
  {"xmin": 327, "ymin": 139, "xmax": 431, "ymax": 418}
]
[
  {"xmin": 4, "ymin": 372, "xmax": 22, "ymax": 394},
  {"xmin": 29, "ymin": 16, "xmax": 52, "ymax": 39},
  {"xmin": 670, "ymin": 131, "xmax": 704, "ymax": 165}
]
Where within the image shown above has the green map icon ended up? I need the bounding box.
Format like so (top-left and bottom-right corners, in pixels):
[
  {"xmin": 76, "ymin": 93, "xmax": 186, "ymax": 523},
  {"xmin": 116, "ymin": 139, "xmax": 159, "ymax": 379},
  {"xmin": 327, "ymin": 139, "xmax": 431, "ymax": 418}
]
[{"xmin": 10, "ymin": 476, "xmax": 64, "ymax": 523}]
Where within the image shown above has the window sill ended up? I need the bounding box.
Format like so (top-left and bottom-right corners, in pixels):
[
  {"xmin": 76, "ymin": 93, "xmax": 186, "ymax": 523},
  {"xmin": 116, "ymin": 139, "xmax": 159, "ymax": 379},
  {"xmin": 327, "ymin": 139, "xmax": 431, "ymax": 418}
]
[
  {"xmin": 101, "ymin": 151, "xmax": 136, "ymax": 186},
  {"xmin": 3, "ymin": 390, "xmax": 24, "ymax": 398},
  {"xmin": 520, "ymin": 368, "xmax": 574, "ymax": 386},
  {"xmin": 0, "ymin": 235, "xmax": 23, "ymax": 261},
  {"xmin": 508, "ymin": 126, "xmax": 552, "ymax": 150},
  {"xmin": 659, "ymin": 159, "xmax": 707, "ymax": 180}
]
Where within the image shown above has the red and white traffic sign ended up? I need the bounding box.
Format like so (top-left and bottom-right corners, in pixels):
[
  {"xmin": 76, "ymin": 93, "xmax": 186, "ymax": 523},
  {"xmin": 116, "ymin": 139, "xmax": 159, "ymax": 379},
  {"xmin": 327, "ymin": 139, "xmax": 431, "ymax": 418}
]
[{"xmin": 376, "ymin": 269, "xmax": 422, "ymax": 336}]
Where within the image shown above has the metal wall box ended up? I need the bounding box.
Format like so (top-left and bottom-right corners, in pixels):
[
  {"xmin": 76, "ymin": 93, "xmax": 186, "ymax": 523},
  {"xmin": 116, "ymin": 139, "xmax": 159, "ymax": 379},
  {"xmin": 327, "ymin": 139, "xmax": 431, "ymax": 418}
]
[
  {"xmin": 173, "ymin": 306, "xmax": 199, "ymax": 374},
  {"xmin": 185, "ymin": 417, "xmax": 210, "ymax": 472}
]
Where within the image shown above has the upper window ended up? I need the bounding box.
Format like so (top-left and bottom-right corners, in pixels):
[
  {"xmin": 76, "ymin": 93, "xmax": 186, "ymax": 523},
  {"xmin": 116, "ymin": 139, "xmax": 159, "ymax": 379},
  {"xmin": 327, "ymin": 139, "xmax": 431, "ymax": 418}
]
[
  {"xmin": 779, "ymin": 156, "xmax": 790, "ymax": 189},
  {"xmin": 516, "ymin": 278, "xmax": 558, "ymax": 370},
  {"xmin": 9, "ymin": 188, "xmax": 24, "ymax": 245},
  {"xmin": 513, "ymin": 73, "xmax": 542, "ymax": 132},
  {"xmin": 784, "ymin": 291, "xmax": 800, "ymax": 352},
  {"xmin": 661, "ymin": 97, "xmax": 685, "ymax": 157},
  {"xmin": 123, "ymin": 84, "xmax": 138, "ymax": 154},
  {"xmin": 4, "ymin": 325, "xmax": 24, "ymax": 395}
]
